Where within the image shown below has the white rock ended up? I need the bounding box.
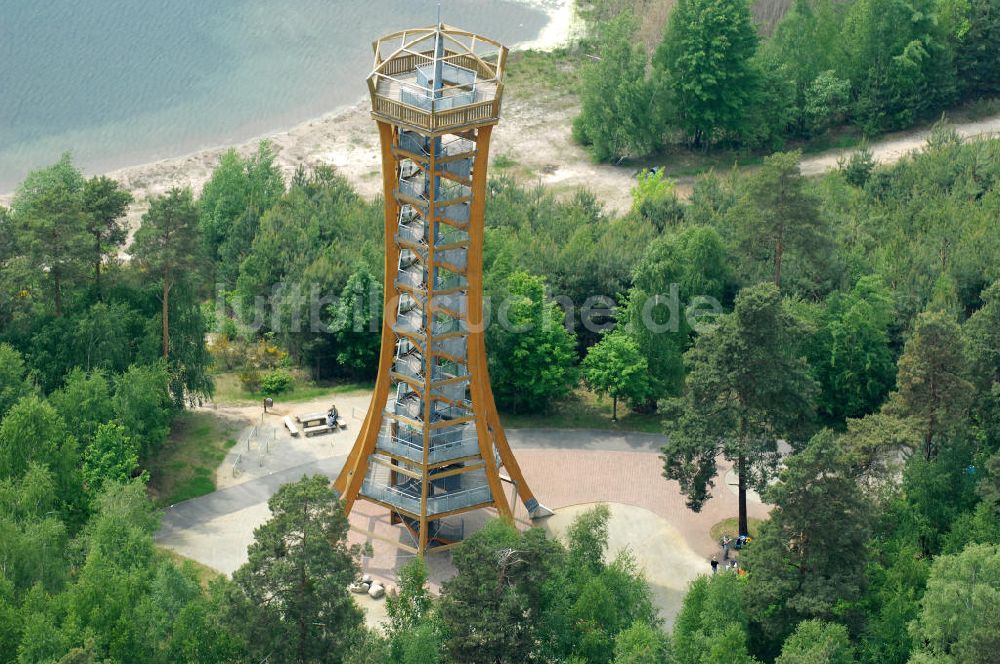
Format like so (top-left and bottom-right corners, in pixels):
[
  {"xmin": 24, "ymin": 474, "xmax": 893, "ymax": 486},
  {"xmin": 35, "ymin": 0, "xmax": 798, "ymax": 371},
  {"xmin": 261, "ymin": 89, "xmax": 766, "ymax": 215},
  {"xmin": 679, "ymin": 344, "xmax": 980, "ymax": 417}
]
[
  {"xmin": 348, "ymin": 581, "xmax": 370, "ymax": 594},
  {"xmin": 368, "ymin": 583, "xmax": 385, "ymax": 599},
  {"xmin": 362, "ymin": 574, "xmax": 373, "ymax": 584}
]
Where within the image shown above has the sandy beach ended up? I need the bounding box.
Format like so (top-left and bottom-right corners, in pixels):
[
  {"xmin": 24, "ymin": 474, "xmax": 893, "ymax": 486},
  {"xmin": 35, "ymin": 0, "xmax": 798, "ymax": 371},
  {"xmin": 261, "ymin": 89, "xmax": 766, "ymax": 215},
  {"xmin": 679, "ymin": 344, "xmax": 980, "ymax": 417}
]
[{"xmin": 0, "ymin": 0, "xmax": 597, "ymax": 222}]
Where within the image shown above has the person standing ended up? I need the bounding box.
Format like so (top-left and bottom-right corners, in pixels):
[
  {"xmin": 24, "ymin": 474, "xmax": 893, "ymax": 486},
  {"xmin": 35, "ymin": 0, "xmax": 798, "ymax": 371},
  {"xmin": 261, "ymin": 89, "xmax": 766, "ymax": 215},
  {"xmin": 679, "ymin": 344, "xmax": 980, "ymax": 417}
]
[
  {"xmin": 710, "ymin": 558, "xmax": 719, "ymax": 575},
  {"xmin": 722, "ymin": 534, "xmax": 731, "ymax": 560}
]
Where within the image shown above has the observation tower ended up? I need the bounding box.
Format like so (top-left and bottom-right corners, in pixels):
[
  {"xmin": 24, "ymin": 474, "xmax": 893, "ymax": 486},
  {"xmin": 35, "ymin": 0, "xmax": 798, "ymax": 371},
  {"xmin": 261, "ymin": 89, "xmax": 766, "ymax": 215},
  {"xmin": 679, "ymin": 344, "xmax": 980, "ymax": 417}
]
[{"xmin": 334, "ymin": 24, "xmax": 548, "ymax": 556}]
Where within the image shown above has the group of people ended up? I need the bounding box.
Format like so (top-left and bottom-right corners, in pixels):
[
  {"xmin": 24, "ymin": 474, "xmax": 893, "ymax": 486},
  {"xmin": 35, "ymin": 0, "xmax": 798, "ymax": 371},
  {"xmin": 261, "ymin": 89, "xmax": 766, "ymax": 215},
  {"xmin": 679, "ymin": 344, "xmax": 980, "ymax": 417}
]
[
  {"xmin": 709, "ymin": 534, "xmax": 748, "ymax": 576},
  {"xmin": 710, "ymin": 557, "xmax": 745, "ymax": 575}
]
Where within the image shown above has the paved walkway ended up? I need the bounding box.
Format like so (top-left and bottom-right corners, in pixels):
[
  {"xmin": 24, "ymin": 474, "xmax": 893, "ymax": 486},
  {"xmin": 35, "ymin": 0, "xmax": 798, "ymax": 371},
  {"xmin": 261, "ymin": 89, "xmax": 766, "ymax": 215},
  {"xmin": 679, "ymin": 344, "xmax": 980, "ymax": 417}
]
[
  {"xmin": 156, "ymin": 428, "xmax": 669, "ymax": 571},
  {"xmin": 155, "ymin": 423, "xmax": 767, "ymax": 626}
]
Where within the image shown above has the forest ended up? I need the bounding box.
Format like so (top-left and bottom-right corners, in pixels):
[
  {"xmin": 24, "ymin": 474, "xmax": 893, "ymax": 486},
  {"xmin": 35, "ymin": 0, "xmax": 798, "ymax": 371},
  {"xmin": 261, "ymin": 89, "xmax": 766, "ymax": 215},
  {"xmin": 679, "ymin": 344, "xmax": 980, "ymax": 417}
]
[
  {"xmin": 1, "ymin": 0, "xmax": 1000, "ymax": 660},
  {"xmin": 574, "ymin": 0, "xmax": 1000, "ymax": 157}
]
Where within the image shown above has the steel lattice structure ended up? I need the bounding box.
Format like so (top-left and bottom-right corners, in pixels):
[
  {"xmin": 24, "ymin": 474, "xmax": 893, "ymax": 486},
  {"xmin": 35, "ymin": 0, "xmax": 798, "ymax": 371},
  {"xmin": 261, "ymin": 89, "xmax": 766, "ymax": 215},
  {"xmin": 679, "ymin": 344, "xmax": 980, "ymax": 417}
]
[{"xmin": 334, "ymin": 24, "xmax": 547, "ymax": 556}]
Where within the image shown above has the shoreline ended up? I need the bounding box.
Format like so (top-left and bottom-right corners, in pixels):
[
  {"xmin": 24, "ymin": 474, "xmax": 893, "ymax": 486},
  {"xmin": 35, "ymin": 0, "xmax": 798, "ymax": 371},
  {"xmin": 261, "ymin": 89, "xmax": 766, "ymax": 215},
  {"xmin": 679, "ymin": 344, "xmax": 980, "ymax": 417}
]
[{"xmin": 0, "ymin": 0, "xmax": 579, "ymax": 215}]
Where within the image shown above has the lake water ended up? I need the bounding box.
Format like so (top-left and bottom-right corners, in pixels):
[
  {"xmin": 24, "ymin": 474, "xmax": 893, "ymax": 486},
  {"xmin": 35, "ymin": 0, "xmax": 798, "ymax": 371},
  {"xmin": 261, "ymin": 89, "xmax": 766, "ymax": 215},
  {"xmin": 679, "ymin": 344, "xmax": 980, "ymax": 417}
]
[{"xmin": 0, "ymin": 0, "xmax": 548, "ymax": 191}]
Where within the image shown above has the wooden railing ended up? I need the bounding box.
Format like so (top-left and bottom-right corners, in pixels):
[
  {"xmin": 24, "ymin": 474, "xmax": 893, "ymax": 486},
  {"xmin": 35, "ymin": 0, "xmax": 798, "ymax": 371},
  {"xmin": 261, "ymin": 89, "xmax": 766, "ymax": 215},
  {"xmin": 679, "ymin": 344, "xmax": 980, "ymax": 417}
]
[{"xmin": 371, "ymin": 93, "xmax": 500, "ymax": 133}]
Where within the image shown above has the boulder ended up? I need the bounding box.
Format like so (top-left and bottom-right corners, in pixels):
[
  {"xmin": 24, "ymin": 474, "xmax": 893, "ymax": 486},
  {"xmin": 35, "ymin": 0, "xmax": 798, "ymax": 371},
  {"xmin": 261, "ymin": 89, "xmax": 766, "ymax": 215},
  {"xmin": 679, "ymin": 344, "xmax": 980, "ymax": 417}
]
[
  {"xmin": 368, "ymin": 583, "xmax": 385, "ymax": 599},
  {"xmin": 348, "ymin": 581, "xmax": 370, "ymax": 594},
  {"xmin": 362, "ymin": 574, "xmax": 373, "ymax": 584}
]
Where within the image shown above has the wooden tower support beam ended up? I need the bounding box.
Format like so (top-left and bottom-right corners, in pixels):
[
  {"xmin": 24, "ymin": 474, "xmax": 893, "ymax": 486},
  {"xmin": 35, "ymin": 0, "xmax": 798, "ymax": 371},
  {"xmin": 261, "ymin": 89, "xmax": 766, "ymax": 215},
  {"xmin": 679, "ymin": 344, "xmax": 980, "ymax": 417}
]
[{"xmin": 334, "ymin": 24, "xmax": 549, "ymax": 558}]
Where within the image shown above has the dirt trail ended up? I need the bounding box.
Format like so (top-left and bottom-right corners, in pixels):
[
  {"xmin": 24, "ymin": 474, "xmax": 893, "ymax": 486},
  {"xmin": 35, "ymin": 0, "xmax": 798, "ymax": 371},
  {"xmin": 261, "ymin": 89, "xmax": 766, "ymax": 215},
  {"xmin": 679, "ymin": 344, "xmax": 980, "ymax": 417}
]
[
  {"xmin": 2, "ymin": 87, "xmax": 997, "ymax": 220},
  {"xmin": 798, "ymin": 115, "xmax": 1000, "ymax": 177}
]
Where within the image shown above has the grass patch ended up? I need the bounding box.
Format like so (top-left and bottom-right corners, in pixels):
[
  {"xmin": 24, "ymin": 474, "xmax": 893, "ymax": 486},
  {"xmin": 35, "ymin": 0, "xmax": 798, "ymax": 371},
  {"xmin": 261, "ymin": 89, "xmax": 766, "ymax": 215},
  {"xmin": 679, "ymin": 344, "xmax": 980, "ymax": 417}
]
[
  {"xmin": 710, "ymin": 517, "xmax": 765, "ymax": 543},
  {"xmin": 157, "ymin": 547, "xmax": 223, "ymax": 588},
  {"xmin": 501, "ymin": 387, "xmax": 664, "ymax": 434},
  {"xmin": 493, "ymin": 153, "xmax": 519, "ymax": 169},
  {"xmin": 212, "ymin": 371, "xmax": 372, "ymax": 407},
  {"xmin": 505, "ymin": 48, "xmax": 584, "ymax": 98},
  {"xmin": 145, "ymin": 411, "xmax": 241, "ymax": 507}
]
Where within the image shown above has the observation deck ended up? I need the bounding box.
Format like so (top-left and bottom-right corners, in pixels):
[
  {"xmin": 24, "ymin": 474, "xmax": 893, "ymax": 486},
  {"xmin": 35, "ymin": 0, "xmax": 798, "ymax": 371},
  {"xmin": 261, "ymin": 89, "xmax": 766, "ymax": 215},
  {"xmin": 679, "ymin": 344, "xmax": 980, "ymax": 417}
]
[{"xmin": 367, "ymin": 24, "xmax": 508, "ymax": 134}]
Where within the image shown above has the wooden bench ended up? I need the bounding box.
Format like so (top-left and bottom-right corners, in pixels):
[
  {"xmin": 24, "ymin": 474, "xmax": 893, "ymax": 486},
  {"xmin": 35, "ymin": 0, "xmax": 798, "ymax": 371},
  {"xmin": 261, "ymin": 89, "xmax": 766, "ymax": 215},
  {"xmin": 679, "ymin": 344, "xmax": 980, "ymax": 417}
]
[
  {"xmin": 303, "ymin": 423, "xmax": 334, "ymax": 437},
  {"xmin": 283, "ymin": 416, "xmax": 299, "ymax": 437}
]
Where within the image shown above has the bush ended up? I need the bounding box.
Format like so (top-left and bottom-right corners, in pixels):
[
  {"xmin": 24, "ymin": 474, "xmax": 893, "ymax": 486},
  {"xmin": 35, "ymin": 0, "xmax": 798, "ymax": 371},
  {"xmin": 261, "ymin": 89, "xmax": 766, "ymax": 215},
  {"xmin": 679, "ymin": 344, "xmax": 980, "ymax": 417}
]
[
  {"xmin": 838, "ymin": 144, "xmax": 876, "ymax": 188},
  {"xmin": 259, "ymin": 369, "xmax": 294, "ymax": 395},
  {"xmin": 239, "ymin": 367, "xmax": 261, "ymax": 393},
  {"xmin": 632, "ymin": 169, "xmax": 684, "ymax": 230}
]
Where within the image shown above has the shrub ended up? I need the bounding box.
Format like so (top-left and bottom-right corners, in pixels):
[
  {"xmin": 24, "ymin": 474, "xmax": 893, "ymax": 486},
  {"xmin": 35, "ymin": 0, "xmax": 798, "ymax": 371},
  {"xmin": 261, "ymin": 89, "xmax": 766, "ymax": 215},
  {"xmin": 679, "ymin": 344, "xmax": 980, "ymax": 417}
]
[
  {"xmin": 259, "ymin": 369, "xmax": 294, "ymax": 395},
  {"xmin": 239, "ymin": 367, "xmax": 261, "ymax": 393},
  {"xmin": 838, "ymin": 143, "xmax": 876, "ymax": 188}
]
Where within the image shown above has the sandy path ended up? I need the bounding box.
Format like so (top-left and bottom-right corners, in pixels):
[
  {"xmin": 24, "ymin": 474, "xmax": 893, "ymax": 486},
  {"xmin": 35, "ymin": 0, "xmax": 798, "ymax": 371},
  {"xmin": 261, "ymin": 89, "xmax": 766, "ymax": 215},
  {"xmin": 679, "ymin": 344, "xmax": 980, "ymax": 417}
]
[{"xmin": 798, "ymin": 115, "xmax": 1000, "ymax": 177}]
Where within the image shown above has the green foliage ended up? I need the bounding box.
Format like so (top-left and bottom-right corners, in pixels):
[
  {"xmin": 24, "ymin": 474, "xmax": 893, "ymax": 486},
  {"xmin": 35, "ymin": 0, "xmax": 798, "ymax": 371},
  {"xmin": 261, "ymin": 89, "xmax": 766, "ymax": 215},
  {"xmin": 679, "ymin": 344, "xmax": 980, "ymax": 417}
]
[
  {"xmin": 228, "ymin": 475, "xmax": 364, "ymax": 663},
  {"xmin": 776, "ymin": 620, "xmax": 854, "ymax": 664},
  {"xmin": 0, "ymin": 396, "xmax": 80, "ymax": 509},
  {"xmin": 612, "ymin": 621, "xmax": 671, "ymax": 663},
  {"xmin": 331, "ymin": 265, "xmax": 383, "ymax": 378},
  {"xmin": 0, "ymin": 342, "xmax": 34, "ymax": 418},
  {"xmin": 582, "ymin": 331, "xmax": 651, "ymax": 420},
  {"xmin": 483, "ymin": 178, "xmax": 655, "ymax": 350},
  {"xmin": 743, "ymin": 430, "xmax": 871, "ymax": 648},
  {"xmin": 10, "ymin": 154, "xmax": 90, "ymax": 317},
  {"xmin": 842, "ymin": 0, "xmax": 956, "ymax": 132},
  {"xmin": 384, "ymin": 558, "xmax": 435, "ymax": 662},
  {"xmin": 258, "ymin": 368, "xmax": 293, "ymax": 395},
  {"xmin": 131, "ymin": 188, "xmax": 205, "ymax": 362},
  {"xmin": 48, "ymin": 369, "xmax": 113, "ymax": 444},
  {"xmin": 839, "ymin": 143, "xmax": 876, "ymax": 187},
  {"xmin": 944, "ymin": 0, "xmax": 1000, "ymax": 98},
  {"xmin": 113, "ymin": 363, "xmax": 173, "ymax": 458},
  {"xmin": 439, "ymin": 506, "xmax": 660, "ymax": 664},
  {"xmin": 653, "ymin": 0, "xmax": 759, "ymax": 146},
  {"xmin": 855, "ymin": 535, "xmax": 928, "ymax": 664},
  {"xmin": 82, "ymin": 422, "xmax": 143, "ymax": 498},
  {"xmin": 672, "ymin": 573, "xmax": 757, "ymax": 663},
  {"xmin": 743, "ymin": 150, "xmax": 831, "ymax": 291},
  {"xmin": 238, "ymin": 366, "xmax": 261, "ymax": 393},
  {"xmin": 0, "ymin": 464, "xmax": 69, "ymax": 596},
  {"xmin": 622, "ymin": 224, "xmax": 733, "ymax": 402},
  {"xmin": 574, "ymin": 15, "xmax": 657, "ymax": 160},
  {"xmin": 567, "ymin": 503, "xmax": 611, "ymax": 577},
  {"xmin": 232, "ymin": 166, "xmax": 382, "ymax": 372},
  {"xmin": 899, "ymin": 438, "xmax": 979, "ymax": 556},
  {"xmin": 439, "ymin": 519, "xmax": 563, "ymax": 663},
  {"xmin": 804, "ymin": 70, "xmax": 852, "ymax": 135},
  {"xmin": 964, "ymin": 279, "xmax": 1000, "ymax": 451},
  {"xmin": 909, "ymin": 543, "xmax": 1000, "ymax": 662},
  {"xmin": 802, "ymin": 276, "xmax": 897, "ymax": 423},
  {"xmin": 756, "ymin": 0, "xmax": 844, "ymax": 137},
  {"xmin": 886, "ymin": 310, "xmax": 972, "ymax": 461},
  {"xmin": 662, "ymin": 283, "xmax": 817, "ymax": 533},
  {"xmin": 631, "ymin": 169, "xmax": 684, "ymax": 229},
  {"xmin": 569, "ymin": 553, "xmax": 661, "ymax": 663},
  {"xmin": 81, "ymin": 175, "xmax": 132, "ymax": 294},
  {"xmin": 199, "ymin": 142, "xmax": 285, "ymax": 285},
  {"xmin": 487, "ymin": 271, "xmax": 578, "ymax": 414},
  {"xmin": 578, "ymin": 0, "xmax": 991, "ymax": 151}
]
